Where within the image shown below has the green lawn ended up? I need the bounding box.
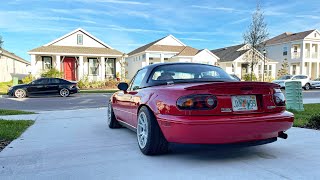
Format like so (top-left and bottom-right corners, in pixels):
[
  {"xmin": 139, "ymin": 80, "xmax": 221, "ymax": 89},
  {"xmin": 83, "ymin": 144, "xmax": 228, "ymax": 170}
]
[
  {"xmin": 289, "ymin": 104, "xmax": 320, "ymax": 128},
  {"xmin": 0, "ymin": 109, "xmax": 35, "ymax": 116},
  {"xmin": 0, "ymin": 120, "xmax": 34, "ymax": 141},
  {"xmin": 0, "ymin": 81, "xmax": 12, "ymax": 95},
  {"xmin": 80, "ymin": 89, "xmax": 118, "ymax": 93}
]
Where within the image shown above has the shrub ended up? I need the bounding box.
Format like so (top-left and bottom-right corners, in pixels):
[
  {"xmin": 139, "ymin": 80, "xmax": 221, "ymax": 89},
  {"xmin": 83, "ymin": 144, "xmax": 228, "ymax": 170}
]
[
  {"xmin": 306, "ymin": 114, "xmax": 320, "ymax": 129},
  {"xmin": 22, "ymin": 74, "xmax": 34, "ymax": 84},
  {"xmin": 41, "ymin": 68, "xmax": 63, "ymax": 78},
  {"xmin": 77, "ymin": 76, "xmax": 90, "ymax": 89},
  {"xmin": 242, "ymin": 73, "xmax": 257, "ymax": 81}
]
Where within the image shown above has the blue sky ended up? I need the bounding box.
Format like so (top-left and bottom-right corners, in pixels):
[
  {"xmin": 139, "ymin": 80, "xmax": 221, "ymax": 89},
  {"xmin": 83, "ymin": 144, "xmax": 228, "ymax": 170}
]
[{"xmin": 1, "ymin": 0, "xmax": 320, "ymax": 61}]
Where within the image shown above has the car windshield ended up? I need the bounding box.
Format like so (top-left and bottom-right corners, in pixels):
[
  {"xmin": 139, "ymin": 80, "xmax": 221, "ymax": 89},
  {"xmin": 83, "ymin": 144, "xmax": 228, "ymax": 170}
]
[
  {"xmin": 278, "ymin": 75, "xmax": 292, "ymax": 80},
  {"xmin": 149, "ymin": 64, "xmax": 234, "ymax": 84}
]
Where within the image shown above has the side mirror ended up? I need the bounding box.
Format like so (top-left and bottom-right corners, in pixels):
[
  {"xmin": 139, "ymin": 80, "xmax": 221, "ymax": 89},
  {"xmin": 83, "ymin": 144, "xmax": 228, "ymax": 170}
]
[{"xmin": 118, "ymin": 82, "xmax": 129, "ymax": 91}]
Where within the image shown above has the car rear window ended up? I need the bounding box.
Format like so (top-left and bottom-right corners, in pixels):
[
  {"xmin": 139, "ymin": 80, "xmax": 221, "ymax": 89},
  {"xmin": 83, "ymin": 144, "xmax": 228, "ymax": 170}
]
[{"xmin": 150, "ymin": 64, "xmax": 233, "ymax": 82}]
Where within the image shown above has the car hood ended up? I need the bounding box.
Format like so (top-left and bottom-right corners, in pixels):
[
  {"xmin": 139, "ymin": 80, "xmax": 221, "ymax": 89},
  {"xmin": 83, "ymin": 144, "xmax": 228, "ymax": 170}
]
[
  {"xmin": 11, "ymin": 84, "xmax": 29, "ymax": 89},
  {"xmin": 272, "ymin": 80, "xmax": 286, "ymax": 83}
]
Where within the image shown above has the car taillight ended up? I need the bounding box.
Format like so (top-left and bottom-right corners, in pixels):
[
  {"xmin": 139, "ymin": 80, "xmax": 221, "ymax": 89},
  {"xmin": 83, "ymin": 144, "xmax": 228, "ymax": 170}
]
[
  {"xmin": 273, "ymin": 88, "xmax": 286, "ymax": 106},
  {"xmin": 177, "ymin": 94, "xmax": 217, "ymax": 110}
]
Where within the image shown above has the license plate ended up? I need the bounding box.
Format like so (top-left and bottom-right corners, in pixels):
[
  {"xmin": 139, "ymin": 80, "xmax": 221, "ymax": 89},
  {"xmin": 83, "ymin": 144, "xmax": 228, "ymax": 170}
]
[{"xmin": 231, "ymin": 95, "xmax": 258, "ymax": 111}]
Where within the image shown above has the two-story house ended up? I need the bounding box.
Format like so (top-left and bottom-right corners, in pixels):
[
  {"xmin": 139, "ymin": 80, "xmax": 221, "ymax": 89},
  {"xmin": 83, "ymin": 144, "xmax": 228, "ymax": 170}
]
[
  {"xmin": 265, "ymin": 29, "xmax": 320, "ymax": 79},
  {"xmin": 126, "ymin": 35, "xmax": 219, "ymax": 79}
]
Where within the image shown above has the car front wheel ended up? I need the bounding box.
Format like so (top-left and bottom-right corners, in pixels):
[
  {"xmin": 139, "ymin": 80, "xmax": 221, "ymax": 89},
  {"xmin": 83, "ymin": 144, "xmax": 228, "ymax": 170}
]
[
  {"xmin": 304, "ymin": 83, "xmax": 311, "ymax": 90},
  {"xmin": 60, "ymin": 88, "xmax": 70, "ymax": 97},
  {"xmin": 14, "ymin": 89, "xmax": 26, "ymax": 98},
  {"xmin": 137, "ymin": 106, "xmax": 168, "ymax": 155},
  {"xmin": 107, "ymin": 102, "xmax": 121, "ymax": 129}
]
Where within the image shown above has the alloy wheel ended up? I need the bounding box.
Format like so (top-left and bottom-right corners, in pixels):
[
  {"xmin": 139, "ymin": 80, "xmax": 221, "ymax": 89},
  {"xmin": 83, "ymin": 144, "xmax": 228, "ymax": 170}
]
[
  {"xmin": 15, "ymin": 89, "xmax": 25, "ymax": 98},
  {"xmin": 60, "ymin": 89, "xmax": 69, "ymax": 97},
  {"xmin": 137, "ymin": 112, "xmax": 148, "ymax": 149}
]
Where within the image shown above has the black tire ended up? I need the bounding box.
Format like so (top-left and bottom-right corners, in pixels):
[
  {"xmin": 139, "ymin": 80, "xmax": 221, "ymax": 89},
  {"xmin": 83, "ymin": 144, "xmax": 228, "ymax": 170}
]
[
  {"xmin": 304, "ymin": 83, "xmax": 311, "ymax": 90},
  {"xmin": 107, "ymin": 102, "xmax": 122, "ymax": 129},
  {"xmin": 14, "ymin": 89, "xmax": 26, "ymax": 98},
  {"xmin": 137, "ymin": 106, "xmax": 168, "ymax": 155},
  {"xmin": 60, "ymin": 88, "xmax": 70, "ymax": 97}
]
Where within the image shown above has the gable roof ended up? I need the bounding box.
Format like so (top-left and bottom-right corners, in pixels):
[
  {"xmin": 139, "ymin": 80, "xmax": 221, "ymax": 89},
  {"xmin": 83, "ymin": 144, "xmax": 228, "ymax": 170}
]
[
  {"xmin": 28, "ymin": 45, "xmax": 123, "ymax": 56},
  {"xmin": 175, "ymin": 46, "xmax": 200, "ymax": 56},
  {"xmin": 128, "ymin": 35, "xmax": 190, "ymax": 56},
  {"xmin": 195, "ymin": 49, "xmax": 220, "ymax": 60},
  {"xmin": 45, "ymin": 28, "xmax": 113, "ymax": 49},
  {"xmin": 265, "ymin": 29, "xmax": 315, "ymax": 45},
  {"xmin": 1, "ymin": 48, "xmax": 30, "ymax": 65},
  {"xmin": 211, "ymin": 44, "xmax": 249, "ymax": 62}
]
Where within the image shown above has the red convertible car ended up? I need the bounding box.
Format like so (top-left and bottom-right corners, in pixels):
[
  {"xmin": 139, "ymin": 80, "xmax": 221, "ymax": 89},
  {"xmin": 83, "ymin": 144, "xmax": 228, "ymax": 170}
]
[{"xmin": 108, "ymin": 63, "xmax": 294, "ymax": 155}]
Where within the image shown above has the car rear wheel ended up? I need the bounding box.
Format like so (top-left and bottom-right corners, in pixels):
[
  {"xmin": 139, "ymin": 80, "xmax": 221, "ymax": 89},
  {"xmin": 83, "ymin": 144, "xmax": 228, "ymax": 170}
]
[
  {"xmin": 137, "ymin": 106, "xmax": 168, "ymax": 155},
  {"xmin": 60, "ymin": 88, "xmax": 70, "ymax": 97},
  {"xmin": 107, "ymin": 102, "xmax": 122, "ymax": 129},
  {"xmin": 14, "ymin": 89, "xmax": 26, "ymax": 98},
  {"xmin": 304, "ymin": 83, "xmax": 311, "ymax": 90}
]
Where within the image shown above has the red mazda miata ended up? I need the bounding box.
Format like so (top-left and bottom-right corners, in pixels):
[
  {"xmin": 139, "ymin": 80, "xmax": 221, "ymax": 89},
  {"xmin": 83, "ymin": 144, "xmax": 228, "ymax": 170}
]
[{"xmin": 108, "ymin": 63, "xmax": 294, "ymax": 155}]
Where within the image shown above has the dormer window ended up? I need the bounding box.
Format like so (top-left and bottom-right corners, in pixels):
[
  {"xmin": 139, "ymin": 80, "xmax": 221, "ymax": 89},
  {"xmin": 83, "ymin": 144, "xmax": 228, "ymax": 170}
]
[{"xmin": 77, "ymin": 34, "xmax": 83, "ymax": 45}]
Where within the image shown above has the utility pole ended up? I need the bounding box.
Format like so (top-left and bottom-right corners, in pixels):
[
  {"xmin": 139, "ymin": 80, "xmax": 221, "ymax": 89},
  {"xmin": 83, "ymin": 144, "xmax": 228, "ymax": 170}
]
[{"xmin": 263, "ymin": 49, "xmax": 267, "ymax": 82}]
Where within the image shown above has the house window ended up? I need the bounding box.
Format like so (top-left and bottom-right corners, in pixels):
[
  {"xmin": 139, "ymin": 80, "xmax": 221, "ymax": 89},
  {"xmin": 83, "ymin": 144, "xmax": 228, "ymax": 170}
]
[
  {"xmin": 258, "ymin": 65, "xmax": 261, "ymax": 74},
  {"xmin": 283, "ymin": 47, "xmax": 288, "ymax": 56},
  {"xmin": 292, "ymin": 65, "xmax": 297, "ymax": 75},
  {"xmin": 294, "ymin": 46, "xmax": 298, "ymax": 53},
  {"xmin": 88, "ymin": 58, "xmax": 99, "ymax": 75},
  {"xmin": 106, "ymin": 58, "xmax": 115, "ymax": 76},
  {"xmin": 77, "ymin": 34, "xmax": 83, "ymax": 45},
  {"xmin": 315, "ymin": 33, "xmax": 317, "ymax": 38},
  {"xmin": 268, "ymin": 65, "xmax": 272, "ymax": 76},
  {"xmin": 232, "ymin": 64, "xmax": 235, "ymax": 73},
  {"xmin": 42, "ymin": 56, "xmax": 52, "ymax": 70}
]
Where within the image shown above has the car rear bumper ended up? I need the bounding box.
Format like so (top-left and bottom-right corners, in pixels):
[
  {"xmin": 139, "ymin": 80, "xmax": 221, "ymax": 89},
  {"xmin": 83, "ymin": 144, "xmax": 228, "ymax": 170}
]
[{"xmin": 157, "ymin": 111, "xmax": 294, "ymax": 144}]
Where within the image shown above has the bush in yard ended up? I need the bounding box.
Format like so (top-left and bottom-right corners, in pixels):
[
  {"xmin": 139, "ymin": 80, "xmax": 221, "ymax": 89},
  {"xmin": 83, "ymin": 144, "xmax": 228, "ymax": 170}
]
[
  {"xmin": 242, "ymin": 73, "xmax": 257, "ymax": 81},
  {"xmin": 306, "ymin": 114, "xmax": 320, "ymax": 130},
  {"xmin": 22, "ymin": 74, "xmax": 34, "ymax": 84},
  {"xmin": 77, "ymin": 76, "xmax": 90, "ymax": 89},
  {"xmin": 40, "ymin": 68, "xmax": 63, "ymax": 78}
]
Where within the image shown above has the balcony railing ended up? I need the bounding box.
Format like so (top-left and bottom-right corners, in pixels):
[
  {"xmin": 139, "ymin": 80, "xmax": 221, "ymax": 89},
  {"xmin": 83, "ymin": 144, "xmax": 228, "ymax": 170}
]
[
  {"xmin": 312, "ymin": 52, "xmax": 318, "ymax": 59},
  {"xmin": 305, "ymin": 51, "xmax": 310, "ymax": 58},
  {"xmin": 292, "ymin": 52, "xmax": 300, "ymax": 59}
]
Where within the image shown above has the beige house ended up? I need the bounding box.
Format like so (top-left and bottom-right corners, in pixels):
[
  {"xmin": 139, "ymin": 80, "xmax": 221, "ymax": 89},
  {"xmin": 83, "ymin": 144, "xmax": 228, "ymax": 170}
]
[
  {"xmin": 28, "ymin": 28, "xmax": 124, "ymax": 81},
  {"xmin": 126, "ymin": 35, "xmax": 219, "ymax": 79},
  {"xmin": 265, "ymin": 29, "xmax": 320, "ymax": 79},
  {"xmin": 211, "ymin": 44, "xmax": 278, "ymax": 80},
  {"xmin": 0, "ymin": 48, "xmax": 30, "ymax": 82}
]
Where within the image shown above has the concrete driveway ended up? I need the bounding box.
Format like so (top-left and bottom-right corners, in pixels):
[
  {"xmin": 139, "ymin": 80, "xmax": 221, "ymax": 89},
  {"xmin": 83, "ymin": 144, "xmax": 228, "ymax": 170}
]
[{"xmin": 0, "ymin": 108, "xmax": 320, "ymax": 180}]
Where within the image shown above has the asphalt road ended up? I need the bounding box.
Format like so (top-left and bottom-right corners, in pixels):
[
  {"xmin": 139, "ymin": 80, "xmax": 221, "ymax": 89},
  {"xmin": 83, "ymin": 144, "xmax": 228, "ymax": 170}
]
[
  {"xmin": 1, "ymin": 108, "xmax": 319, "ymax": 179},
  {"xmin": 0, "ymin": 89, "xmax": 320, "ymax": 112},
  {"xmin": 0, "ymin": 93, "xmax": 111, "ymax": 111}
]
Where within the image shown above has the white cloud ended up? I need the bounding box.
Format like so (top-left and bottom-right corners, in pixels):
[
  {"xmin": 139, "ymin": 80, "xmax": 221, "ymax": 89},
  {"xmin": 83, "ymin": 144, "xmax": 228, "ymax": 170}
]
[{"xmin": 179, "ymin": 37, "xmax": 214, "ymax": 42}]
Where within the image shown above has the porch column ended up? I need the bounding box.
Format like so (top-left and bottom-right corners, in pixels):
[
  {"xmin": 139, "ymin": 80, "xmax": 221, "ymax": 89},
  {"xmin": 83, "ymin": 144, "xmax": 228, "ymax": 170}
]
[
  {"xmin": 31, "ymin": 54, "xmax": 36, "ymax": 75},
  {"xmin": 301, "ymin": 61, "xmax": 305, "ymax": 74},
  {"xmin": 56, "ymin": 55, "xmax": 61, "ymax": 71},
  {"xmin": 308, "ymin": 62, "xmax": 312, "ymax": 77},
  {"xmin": 145, "ymin": 53, "xmax": 149, "ymax": 65},
  {"xmin": 160, "ymin": 53, "xmax": 164, "ymax": 63},
  {"xmin": 78, "ymin": 56, "xmax": 84, "ymax": 80},
  {"xmin": 101, "ymin": 57, "xmax": 105, "ymax": 80},
  {"xmin": 316, "ymin": 62, "xmax": 319, "ymax": 78}
]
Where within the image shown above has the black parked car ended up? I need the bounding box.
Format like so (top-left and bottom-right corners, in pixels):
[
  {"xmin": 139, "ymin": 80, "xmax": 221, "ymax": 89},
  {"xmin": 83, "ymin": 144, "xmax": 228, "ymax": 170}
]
[{"xmin": 8, "ymin": 78, "xmax": 79, "ymax": 98}]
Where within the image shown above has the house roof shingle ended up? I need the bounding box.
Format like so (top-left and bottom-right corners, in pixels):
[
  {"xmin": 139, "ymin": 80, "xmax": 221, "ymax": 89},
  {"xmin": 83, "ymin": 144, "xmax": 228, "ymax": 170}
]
[
  {"xmin": 28, "ymin": 45, "xmax": 123, "ymax": 56},
  {"xmin": 211, "ymin": 44, "xmax": 249, "ymax": 62},
  {"xmin": 1, "ymin": 48, "xmax": 30, "ymax": 65},
  {"xmin": 127, "ymin": 35, "xmax": 199, "ymax": 56},
  {"xmin": 265, "ymin": 29, "xmax": 315, "ymax": 45}
]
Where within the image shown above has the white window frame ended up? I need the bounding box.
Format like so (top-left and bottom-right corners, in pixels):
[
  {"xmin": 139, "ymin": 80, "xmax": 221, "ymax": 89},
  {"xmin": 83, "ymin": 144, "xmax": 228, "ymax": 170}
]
[
  {"xmin": 88, "ymin": 58, "xmax": 99, "ymax": 76},
  {"xmin": 77, "ymin": 34, "xmax": 83, "ymax": 45}
]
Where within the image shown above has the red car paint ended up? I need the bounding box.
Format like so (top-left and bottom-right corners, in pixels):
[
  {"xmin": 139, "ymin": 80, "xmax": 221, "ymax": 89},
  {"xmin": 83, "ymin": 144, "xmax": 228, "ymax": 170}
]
[{"xmin": 111, "ymin": 63, "xmax": 294, "ymax": 145}]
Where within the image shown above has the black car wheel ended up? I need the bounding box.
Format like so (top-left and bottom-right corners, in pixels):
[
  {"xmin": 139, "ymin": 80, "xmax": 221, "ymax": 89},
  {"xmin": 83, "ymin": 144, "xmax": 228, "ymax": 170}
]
[
  {"xmin": 304, "ymin": 83, "xmax": 311, "ymax": 90},
  {"xmin": 107, "ymin": 102, "xmax": 121, "ymax": 128},
  {"xmin": 14, "ymin": 89, "xmax": 26, "ymax": 98},
  {"xmin": 137, "ymin": 106, "xmax": 168, "ymax": 155},
  {"xmin": 60, "ymin": 88, "xmax": 70, "ymax": 97}
]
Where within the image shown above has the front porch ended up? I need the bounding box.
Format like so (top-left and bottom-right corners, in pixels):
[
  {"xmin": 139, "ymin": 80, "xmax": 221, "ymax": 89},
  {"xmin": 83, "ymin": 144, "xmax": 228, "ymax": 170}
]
[
  {"xmin": 30, "ymin": 54, "xmax": 123, "ymax": 81},
  {"xmin": 290, "ymin": 61, "xmax": 320, "ymax": 79}
]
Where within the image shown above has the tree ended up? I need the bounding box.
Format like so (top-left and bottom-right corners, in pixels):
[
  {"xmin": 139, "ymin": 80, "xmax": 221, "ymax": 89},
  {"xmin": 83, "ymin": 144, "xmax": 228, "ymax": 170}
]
[
  {"xmin": 0, "ymin": 35, "xmax": 3, "ymax": 49},
  {"xmin": 277, "ymin": 59, "xmax": 289, "ymax": 77},
  {"xmin": 243, "ymin": 2, "xmax": 269, "ymax": 81}
]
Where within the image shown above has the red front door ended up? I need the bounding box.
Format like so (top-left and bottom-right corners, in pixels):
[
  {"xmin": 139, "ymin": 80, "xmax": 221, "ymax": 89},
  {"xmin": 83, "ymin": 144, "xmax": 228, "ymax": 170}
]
[{"xmin": 63, "ymin": 57, "xmax": 76, "ymax": 81}]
